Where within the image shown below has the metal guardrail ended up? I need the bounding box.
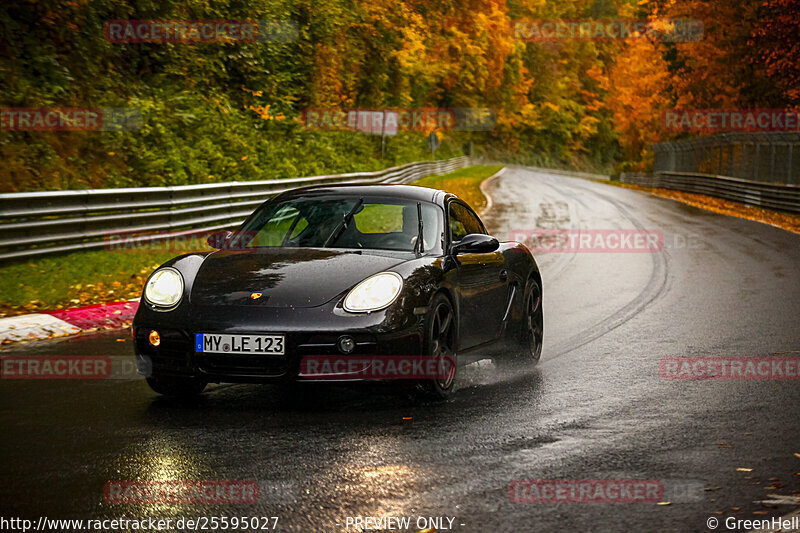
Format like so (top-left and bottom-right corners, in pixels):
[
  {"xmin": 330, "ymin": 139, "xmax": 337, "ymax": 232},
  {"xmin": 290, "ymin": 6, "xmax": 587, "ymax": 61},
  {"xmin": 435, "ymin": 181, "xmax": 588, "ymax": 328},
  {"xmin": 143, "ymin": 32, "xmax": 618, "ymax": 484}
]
[
  {"xmin": 0, "ymin": 157, "xmax": 470, "ymax": 261},
  {"xmin": 619, "ymin": 170, "xmax": 800, "ymax": 214},
  {"xmin": 653, "ymin": 133, "xmax": 800, "ymax": 185}
]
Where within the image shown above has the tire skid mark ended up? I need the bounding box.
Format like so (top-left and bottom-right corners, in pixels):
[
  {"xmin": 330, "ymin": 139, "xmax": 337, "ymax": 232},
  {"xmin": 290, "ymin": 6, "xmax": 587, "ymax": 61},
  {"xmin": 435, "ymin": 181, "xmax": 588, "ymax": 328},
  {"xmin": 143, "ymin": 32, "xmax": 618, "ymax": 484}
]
[
  {"xmin": 472, "ymin": 167, "xmax": 671, "ymax": 363},
  {"xmin": 540, "ymin": 180, "xmax": 671, "ymax": 362}
]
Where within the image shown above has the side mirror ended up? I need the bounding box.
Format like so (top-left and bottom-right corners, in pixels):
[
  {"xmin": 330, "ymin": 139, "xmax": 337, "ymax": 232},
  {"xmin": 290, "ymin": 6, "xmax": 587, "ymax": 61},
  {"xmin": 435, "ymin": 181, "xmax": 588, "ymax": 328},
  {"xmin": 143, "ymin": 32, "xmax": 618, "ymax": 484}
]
[
  {"xmin": 452, "ymin": 233, "xmax": 500, "ymax": 254},
  {"xmin": 206, "ymin": 230, "xmax": 232, "ymax": 249}
]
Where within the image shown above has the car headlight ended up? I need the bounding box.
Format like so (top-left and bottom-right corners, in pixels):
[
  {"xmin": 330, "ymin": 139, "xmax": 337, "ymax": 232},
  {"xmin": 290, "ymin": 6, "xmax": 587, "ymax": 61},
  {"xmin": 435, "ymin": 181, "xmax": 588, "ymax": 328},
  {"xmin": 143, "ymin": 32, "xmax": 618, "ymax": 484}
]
[
  {"xmin": 144, "ymin": 267, "xmax": 184, "ymax": 308},
  {"xmin": 343, "ymin": 272, "xmax": 403, "ymax": 313}
]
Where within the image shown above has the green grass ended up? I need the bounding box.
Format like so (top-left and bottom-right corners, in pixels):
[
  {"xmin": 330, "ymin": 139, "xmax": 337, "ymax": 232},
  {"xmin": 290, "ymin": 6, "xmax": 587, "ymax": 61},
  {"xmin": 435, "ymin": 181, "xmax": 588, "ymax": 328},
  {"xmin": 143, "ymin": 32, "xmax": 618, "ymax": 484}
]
[
  {"xmin": 413, "ymin": 165, "xmax": 503, "ymax": 212},
  {"xmin": 0, "ymin": 165, "xmax": 503, "ymax": 317},
  {"xmin": 0, "ymin": 249, "xmax": 200, "ymax": 317}
]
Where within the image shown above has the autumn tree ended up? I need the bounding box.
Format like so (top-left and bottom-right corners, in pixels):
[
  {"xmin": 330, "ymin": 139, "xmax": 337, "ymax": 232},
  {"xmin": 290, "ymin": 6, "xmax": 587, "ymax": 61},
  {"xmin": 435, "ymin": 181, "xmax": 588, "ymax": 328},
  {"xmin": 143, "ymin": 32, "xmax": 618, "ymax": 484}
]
[{"xmin": 750, "ymin": 0, "xmax": 800, "ymax": 105}]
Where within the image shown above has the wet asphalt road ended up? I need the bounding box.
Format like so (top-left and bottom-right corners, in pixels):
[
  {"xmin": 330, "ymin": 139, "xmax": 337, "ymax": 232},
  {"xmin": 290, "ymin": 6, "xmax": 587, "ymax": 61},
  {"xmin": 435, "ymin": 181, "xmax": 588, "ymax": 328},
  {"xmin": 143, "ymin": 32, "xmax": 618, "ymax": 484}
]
[{"xmin": 2, "ymin": 168, "xmax": 800, "ymax": 532}]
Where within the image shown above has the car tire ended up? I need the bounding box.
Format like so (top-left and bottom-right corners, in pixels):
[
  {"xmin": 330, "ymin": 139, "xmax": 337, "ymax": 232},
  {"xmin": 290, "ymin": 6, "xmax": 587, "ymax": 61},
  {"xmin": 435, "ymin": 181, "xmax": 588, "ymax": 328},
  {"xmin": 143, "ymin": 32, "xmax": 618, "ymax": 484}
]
[
  {"xmin": 519, "ymin": 279, "xmax": 543, "ymax": 364},
  {"xmin": 498, "ymin": 279, "xmax": 543, "ymax": 369},
  {"xmin": 146, "ymin": 375, "xmax": 207, "ymax": 397},
  {"xmin": 418, "ymin": 293, "xmax": 458, "ymax": 399}
]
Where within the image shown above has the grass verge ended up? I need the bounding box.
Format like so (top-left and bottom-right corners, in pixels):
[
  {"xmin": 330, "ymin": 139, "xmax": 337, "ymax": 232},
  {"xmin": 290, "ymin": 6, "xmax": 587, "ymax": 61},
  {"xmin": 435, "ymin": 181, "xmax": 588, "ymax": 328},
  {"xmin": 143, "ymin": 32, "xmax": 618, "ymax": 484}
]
[
  {"xmin": 0, "ymin": 165, "xmax": 504, "ymax": 318},
  {"xmin": 0, "ymin": 250, "xmax": 199, "ymax": 318},
  {"xmin": 413, "ymin": 165, "xmax": 503, "ymax": 213}
]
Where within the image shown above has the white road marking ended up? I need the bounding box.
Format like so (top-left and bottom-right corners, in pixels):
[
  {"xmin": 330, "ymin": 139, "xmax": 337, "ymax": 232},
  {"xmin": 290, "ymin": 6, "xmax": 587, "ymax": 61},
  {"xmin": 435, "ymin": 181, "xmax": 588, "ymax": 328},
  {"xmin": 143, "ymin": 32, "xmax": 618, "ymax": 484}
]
[{"xmin": 479, "ymin": 167, "xmax": 506, "ymax": 216}]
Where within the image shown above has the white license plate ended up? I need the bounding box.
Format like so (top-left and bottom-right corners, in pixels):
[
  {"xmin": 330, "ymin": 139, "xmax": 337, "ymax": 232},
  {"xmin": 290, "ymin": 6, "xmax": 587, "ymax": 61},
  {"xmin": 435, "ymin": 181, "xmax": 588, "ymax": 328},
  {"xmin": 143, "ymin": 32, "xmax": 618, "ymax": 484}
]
[{"xmin": 195, "ymin": 333, "xmax": 285, "ymax": 355}]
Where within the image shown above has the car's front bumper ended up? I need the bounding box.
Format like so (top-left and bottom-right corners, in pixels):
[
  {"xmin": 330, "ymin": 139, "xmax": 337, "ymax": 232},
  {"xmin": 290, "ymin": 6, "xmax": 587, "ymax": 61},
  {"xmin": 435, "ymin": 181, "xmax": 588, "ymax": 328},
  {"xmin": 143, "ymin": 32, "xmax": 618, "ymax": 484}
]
[{"xmin": 132, "ymin": 303, "xmax": 425, "ymax": 383}]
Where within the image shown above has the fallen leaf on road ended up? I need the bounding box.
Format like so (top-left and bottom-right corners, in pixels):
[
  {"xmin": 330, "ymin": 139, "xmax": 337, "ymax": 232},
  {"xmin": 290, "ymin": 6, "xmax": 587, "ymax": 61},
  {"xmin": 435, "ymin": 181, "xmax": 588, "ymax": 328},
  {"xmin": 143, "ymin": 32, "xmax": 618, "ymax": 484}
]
[
  {"xmin": 731, "ymin": 507, "xmax": 741, "ymax": 511},
  {"xmin": 737, "ymin": 468, "xmax": 753, "ymax": 472},
  {"xmin": 616, "ymin": 184, "xmax": 800, "ymax": 234},
  {"xmin": 757, "ymin": 495, "xmax": 800, "ymax": 505}
]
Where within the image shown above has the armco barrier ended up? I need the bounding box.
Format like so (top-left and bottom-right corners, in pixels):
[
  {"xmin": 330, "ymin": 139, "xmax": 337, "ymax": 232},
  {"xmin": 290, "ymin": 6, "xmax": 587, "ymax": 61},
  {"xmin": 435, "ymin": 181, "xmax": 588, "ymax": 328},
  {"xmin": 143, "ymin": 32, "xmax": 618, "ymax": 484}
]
[
  {"xmin": 0, "ymin": 157, "xmax": 469, "ymax": 261},
  {"xmin": 620, "ymin": 171, "xmax": 800, "ymax": 214}
]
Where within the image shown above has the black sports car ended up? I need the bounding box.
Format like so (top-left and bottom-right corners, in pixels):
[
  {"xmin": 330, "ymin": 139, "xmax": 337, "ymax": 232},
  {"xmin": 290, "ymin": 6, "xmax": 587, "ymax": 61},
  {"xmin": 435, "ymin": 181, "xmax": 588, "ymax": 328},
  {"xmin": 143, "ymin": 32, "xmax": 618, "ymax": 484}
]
[{"xmin": 132, "ymin": 184, "xmax": 543, "ymax": 398}]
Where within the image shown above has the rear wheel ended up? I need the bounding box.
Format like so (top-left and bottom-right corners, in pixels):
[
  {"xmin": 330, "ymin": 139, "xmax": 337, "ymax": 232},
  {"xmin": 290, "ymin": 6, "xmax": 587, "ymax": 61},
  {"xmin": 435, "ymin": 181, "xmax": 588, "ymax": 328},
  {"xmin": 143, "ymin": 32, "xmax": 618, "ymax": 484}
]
[
  {"xmin": 418, "ymin": 293, "xmax": 458, "ymax": 399},
  {"xmin": 499, "ymin": 279, "xmax": 543, "ymax": 368},
  {"xmin": 520, "ymin": 280, "xmax": 543, "ymax": 364},
  {"xmin": 146, "ymin": 375, "xmax": 207, "ymax": 397}
]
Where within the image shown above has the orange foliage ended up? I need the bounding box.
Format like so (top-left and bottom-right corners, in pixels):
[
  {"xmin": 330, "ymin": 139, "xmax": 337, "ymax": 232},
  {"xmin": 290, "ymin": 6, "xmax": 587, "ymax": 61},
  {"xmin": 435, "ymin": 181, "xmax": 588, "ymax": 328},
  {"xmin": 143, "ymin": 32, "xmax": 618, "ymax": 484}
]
[{"xmin": 606, "ymin": 38, "xmax": 670, "ymax": 162}]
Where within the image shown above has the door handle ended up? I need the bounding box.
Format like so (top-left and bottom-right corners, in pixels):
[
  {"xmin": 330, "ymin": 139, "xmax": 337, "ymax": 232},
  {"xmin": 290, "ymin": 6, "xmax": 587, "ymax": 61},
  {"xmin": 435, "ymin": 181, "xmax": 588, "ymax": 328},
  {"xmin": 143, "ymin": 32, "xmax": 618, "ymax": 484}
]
[{"xmin": 499, "ymin": 269, "xmax": 508, "ymax": 282}]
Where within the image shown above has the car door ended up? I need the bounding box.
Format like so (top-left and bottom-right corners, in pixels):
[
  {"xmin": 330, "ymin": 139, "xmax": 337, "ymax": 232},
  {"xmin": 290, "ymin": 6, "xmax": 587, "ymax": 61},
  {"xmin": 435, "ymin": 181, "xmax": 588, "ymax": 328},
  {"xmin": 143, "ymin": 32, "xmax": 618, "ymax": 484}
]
[{"xmin": 448, "ymin": 201, "xmax": 508, "ymax": 349}]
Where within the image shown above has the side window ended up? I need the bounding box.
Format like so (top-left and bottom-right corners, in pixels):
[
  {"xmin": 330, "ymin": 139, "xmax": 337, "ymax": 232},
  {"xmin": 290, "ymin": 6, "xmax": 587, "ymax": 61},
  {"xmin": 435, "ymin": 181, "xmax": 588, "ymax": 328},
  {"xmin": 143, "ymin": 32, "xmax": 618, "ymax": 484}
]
[{"xmin": 449, "ymin": 202, "xmax": 484, "ymax": 242}]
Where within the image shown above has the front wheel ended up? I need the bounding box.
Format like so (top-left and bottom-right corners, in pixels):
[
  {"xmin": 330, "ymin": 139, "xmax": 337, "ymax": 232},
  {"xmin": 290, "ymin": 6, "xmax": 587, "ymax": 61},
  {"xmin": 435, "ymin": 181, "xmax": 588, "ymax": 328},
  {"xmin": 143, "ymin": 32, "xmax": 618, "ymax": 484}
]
[
  {"xmin": 146, "ymin": 375, "xmax": 207, "ymax": 397},
  {"xmin": 418, "ymin": 293, "xmax": 458, "ymax": 399}
]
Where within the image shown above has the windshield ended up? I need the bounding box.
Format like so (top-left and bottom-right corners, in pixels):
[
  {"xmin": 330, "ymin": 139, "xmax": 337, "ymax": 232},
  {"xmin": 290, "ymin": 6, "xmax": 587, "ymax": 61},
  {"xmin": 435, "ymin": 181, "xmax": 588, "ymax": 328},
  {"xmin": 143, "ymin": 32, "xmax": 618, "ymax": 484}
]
[{"xmin": 234, "ymin": 196, "xmax": 443, "ymax": 253}]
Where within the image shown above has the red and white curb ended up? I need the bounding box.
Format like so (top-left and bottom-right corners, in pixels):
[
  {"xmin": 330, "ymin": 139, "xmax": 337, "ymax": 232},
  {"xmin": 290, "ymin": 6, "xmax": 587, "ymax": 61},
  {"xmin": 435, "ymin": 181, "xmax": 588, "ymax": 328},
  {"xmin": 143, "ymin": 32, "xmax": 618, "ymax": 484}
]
[{"xmin": 0, "ymin": 300, "xmax": 139, "ymax": 344}]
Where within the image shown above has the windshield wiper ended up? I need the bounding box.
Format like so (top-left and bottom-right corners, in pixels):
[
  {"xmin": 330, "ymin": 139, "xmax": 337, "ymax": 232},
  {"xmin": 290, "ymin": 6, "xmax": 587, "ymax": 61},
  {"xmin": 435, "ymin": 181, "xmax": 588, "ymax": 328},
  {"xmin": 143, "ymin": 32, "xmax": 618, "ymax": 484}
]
[
  {"xmin": 414, "ymin": 202, "xmax": 424, "ymax": 256},
  {"xmin": 324, "ymin": 198, "xmax": 363, "ymax": 247}
]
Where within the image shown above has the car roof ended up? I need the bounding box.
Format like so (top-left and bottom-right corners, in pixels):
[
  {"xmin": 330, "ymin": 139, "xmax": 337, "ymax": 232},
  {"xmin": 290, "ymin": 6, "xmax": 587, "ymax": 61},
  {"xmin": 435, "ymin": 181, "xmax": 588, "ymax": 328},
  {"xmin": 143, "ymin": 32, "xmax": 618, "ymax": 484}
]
[{"xmin": 275, "ymin": 183, "xmax": 454, "ymax": 205}]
